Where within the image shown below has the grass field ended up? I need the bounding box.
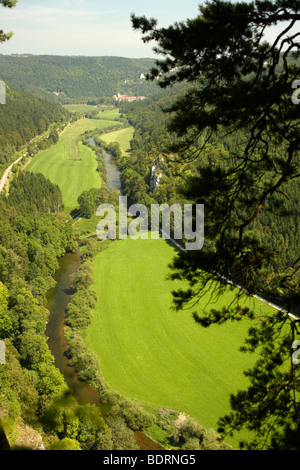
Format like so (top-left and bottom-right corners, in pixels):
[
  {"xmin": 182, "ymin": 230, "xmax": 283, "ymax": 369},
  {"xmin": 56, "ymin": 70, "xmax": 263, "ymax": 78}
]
[
  {"xmin": 64, "ymin": 104, "xmax": 101, "ymax": 114},
  {"xmin": 63, "ymin": 105, "xmax": 120, "ymax": 121},
  {"xmin": 86, "ymin": 235, "xmax": 277, "ymax": 448},
  {"xmin": 100, "ymin": 126, "xmax": 134, "ymax": 156},
  {"xmin": 25, "ymin": 118, "xmax": 121, "ymax": 209}
]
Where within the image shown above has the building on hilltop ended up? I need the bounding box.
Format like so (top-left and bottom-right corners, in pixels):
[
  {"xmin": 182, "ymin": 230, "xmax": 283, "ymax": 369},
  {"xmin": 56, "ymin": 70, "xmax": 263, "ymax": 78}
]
[{"xmin": 114, "ymin": 93, "xmax": 147, "ymax": 103}]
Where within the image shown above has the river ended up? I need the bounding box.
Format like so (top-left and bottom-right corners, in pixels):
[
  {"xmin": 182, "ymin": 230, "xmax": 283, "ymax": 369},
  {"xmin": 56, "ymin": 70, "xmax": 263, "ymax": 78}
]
[
  {"xmin": 46, "ymin": 249, "xmax": 102, "ymax": 407},
  {"xmin": 46, "ymin": 142, "xmax": 163, "ymax": 450}
]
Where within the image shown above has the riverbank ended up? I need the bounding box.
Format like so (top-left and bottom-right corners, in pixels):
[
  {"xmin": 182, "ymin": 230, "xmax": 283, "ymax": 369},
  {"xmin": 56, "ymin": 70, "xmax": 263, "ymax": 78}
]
[
  {"xmin": 44, "ymin": 117, "xmax": 166, "ymax": 450},
  {"xmin": 45, "ymin": 242, "xmax": 164, "ymax": 450}
]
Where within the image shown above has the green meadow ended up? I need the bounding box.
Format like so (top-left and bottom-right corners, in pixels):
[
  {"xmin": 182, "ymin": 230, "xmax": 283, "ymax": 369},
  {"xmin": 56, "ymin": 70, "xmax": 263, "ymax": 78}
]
[
  {"xmin": 86, "ymin": 235, "xmax": 277, "ymax": 448},
  {"xmin": 100, "ymin": 126, "xmax": 134, "ymax": 156},
  {"xmin": 25, "ymin": 117, "xmax": 121, "ymax": 209},
  {"xmin": 63, "ymin": 104, "xmax": 101, "ymax": 114},
  {"xmin": 63, "ymin": 104, "xmax": 120, "ymax": 121}
]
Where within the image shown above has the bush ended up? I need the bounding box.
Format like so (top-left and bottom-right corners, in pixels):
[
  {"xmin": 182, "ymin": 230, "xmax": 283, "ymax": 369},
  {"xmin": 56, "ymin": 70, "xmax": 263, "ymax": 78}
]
[
  {"xmin": 119, "ymin": 400, "xmax": 155, "ymax": 431},
  {"xmin": 67, "ymin": 336, "xmax": 100, "ymax": 383},
  {"xmin": 69, "ymin": 262, "xmax": 94, "ymax": 290},
  {"xmin": 105, "ymin": 415, "xmax": 139, "ymax": 450},
  {"xmin": 50, "ymin": 438, "xmax": 82, "ymax": 450}
]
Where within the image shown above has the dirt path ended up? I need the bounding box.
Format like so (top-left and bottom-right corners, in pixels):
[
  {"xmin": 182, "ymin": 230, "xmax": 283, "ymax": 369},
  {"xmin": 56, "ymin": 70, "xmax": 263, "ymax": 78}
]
[{"xmin": 0, "ymin": 155, "xmax": 25, "ymax": 193}]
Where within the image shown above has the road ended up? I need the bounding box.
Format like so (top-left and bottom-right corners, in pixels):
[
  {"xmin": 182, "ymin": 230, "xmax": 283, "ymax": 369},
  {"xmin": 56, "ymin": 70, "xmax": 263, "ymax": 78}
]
[
  {"xmin": 165, "ymin": 233, "xmax": 299, "ymax": 322},
  {"xmin": 0, "ymin": 155, "xmax": 25, "ymax": 193}
]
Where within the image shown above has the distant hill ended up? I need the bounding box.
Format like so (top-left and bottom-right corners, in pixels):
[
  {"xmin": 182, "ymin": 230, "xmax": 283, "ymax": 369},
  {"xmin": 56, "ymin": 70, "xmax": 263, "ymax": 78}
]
[{"xmin": 0, "ymin": 55, "xmax": 159, "ymax": 103}]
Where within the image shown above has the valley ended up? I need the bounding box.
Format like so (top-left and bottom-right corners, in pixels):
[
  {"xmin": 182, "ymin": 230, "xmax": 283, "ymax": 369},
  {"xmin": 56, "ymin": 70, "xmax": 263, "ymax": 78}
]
[
  {"xmin": 0, "ymin": 34, "xmax": 298, "ymax": 451},
  {"xmin": 19, "ymin": 104, "xmax": 279, "ymax": 449}
]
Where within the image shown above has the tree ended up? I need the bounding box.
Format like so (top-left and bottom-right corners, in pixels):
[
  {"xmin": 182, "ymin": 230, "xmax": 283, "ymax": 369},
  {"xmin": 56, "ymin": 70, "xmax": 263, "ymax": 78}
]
[
  {"xmin": 0, "ymin": 281, "xmax": 12, "ymax": 338},
  {"xmin": 132, "ymin": 1, "xmax": 300, "ymax": 449},
  {"xmin": 69, "ymin": 262, "xmax": 94, "ymax": 291},
  {"xmin": 0, "ymin": 1, "xmax": 17, "ymax": 43}
]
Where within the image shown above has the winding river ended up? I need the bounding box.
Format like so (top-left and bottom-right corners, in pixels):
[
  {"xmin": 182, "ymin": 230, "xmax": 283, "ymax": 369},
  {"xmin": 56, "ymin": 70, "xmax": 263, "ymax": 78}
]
[{"xmin": 46, "ymin": 142, "xmax": 163, "ymax": 451}]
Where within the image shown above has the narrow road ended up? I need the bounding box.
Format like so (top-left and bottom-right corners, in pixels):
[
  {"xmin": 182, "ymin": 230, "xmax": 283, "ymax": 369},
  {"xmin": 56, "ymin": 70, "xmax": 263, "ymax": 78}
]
[
  {"xmin": 165, "ymin": 232, "xmax": 299, "ymax": 322},
  {"xmin": 0, "ymin": 155, "xmax": 24, "ymax": 193}
]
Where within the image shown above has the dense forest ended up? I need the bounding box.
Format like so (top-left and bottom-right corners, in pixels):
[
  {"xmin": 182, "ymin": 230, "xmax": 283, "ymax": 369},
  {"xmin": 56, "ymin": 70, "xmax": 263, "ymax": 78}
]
[{"xmin": 0, "ymin": 55, "xmax": 159, "ymax": 103}]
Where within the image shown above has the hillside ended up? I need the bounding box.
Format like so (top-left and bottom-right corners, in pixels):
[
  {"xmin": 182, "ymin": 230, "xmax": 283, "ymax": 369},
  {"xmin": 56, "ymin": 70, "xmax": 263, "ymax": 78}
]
[
  {"xmin": 0, "ymin": 86, "xmax": 69, "ymax": 177},
  {"xmin": 0, "ymin": 55, "xmax": 159, "ymax": 103}
]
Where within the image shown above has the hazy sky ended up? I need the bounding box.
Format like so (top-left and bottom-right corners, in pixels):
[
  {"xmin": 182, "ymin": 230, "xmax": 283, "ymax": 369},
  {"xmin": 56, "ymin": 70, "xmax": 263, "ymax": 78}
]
[
  {"xmin": 0, "ymin": 0, "xmax": 290, "ymax": 58},
  {"xmin": 0, "ymin": 0, "xmax": 202, "ymax": 57}
]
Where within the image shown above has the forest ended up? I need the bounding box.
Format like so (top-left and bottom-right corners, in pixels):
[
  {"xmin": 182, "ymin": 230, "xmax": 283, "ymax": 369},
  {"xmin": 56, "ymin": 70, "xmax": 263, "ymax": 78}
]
[{"xmin": 0, "ymin": 55, "xmax": 159, "ymax": 103}]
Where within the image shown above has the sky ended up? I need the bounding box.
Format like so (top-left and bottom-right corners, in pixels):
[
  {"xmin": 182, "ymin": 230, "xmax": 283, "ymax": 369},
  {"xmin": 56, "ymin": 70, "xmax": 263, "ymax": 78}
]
[
  {"xmin": 0, "ymin": 0, "xmax": 292, "ymax": 58},
  {"xmin": 0, "ymin": 0, "xmax": 202, "ymax": 57}
]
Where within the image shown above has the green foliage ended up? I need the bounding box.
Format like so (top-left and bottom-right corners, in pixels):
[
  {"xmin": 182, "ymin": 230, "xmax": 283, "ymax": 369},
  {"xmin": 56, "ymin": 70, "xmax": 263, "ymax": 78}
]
[
  {"xmin": 69, "ymin": 261, "xmax": 94, "ymax": 291},
  {"xmin": 105, "ymin": 414, "xmax": 139, "ymax": 450},
  {"xmin": 50, "ymin": 438, "xmax": 82, "ymax": 450},
  {"xmin": 0, "ymin": 55, "xmax": 159, "ymax": 103},
  {"xmin": 0, "ymin": 1, "xmax": 17, "ymax": 43},
  {"xmin": 77, "ymin": 187, "xmax": 109, "ymax": 220},
  {"xmin": 0, "ymin": 281, "xmax": 11, "ymax": 338},
  {"xmin": 132, "ymin": 0, "xmax": 300, "ymax": 449},
  {"xmin": 66, "ymin": 288, "xmax": 97, "ymax": 331},
  {"xmin": 105, "ymin": 141, "xmax": 122, "ymax": 160},
  {"xmin": 0, "ymin": 340, "xmax": 39, "ymax": 424},
  {"xmin": 43, "ymin": 394, "xmax": 114, "ymax": 450},
  {"xmin": 0, "ymin": 87, "xmax": 68, "ymax": 173},
  {"xmin": 0, "ymin": 186, "xmax": 75, "ymax": 429},
  {"xmin": 118, "ymin": 399, "xmax": 155, "ymax": 432},
  {"xmin": 5, "ymin": 171, "xmax": 63, "ymax": 214},
  {"xmin": 118, "ymin": 84, "xmax": 193, "ymax": 208}
]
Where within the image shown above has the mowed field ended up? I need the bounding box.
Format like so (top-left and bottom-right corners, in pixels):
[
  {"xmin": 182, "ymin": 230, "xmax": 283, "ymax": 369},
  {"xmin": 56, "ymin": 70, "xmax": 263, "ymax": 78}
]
[
  {"xmin": 86, "ymin": 235, "xmax": 277, "ymax": 448},
  {"xmin": 25, "ymin": 117, "xmax": 122, "ymax": 209},
  {"xmin": 63, "ymin": 105, "xmax": 120, "ymax": 121},
  {"xmin": 100, "ymin": 126, "xmax": 134, "ymax": 156}
]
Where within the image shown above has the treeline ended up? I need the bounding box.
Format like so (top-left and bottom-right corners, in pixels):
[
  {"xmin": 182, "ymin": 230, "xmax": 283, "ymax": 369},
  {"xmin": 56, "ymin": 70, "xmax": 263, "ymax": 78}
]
[
  {"xmin": 5, "ymin": 172, "xmax": 63, "ymax": 215},
  {"xmin": 0, "ymin": 55, "xmax": 160, "ymax": 103},
  {"xmin": 0, "ymin": 86, "xmax": 69, "ymax": 174}
]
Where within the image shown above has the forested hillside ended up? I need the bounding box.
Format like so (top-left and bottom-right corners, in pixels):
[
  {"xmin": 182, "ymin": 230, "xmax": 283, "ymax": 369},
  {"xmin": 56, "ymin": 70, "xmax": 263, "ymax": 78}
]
[
  {"xmin": 119, "ymin": 86, "xmax": 300, "ymax": 309},
  {"xmin": 0, "ymin": 55, "xmax": 159, "ymax": 103},
  {"xmin": 0, "ymin": 86, "xmax": 69, "ymax": 176},
  {"xmin": 0, "ymin": 174, "xmax": 74, "ymax": 435}
]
